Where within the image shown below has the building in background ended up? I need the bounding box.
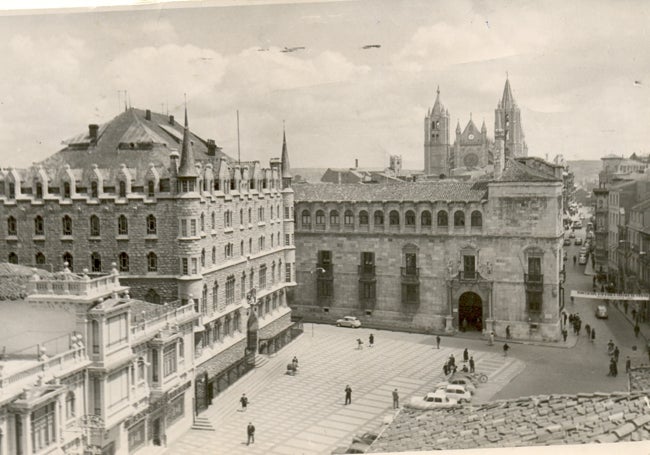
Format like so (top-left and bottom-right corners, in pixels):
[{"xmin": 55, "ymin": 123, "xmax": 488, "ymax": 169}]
[
  {"xmin": 320, "ymin": 155, "xmax": 404, "ymax": 184},
  {"xmin": 292, "ymin": 158, "xmax": 563, "ymax": 341}
]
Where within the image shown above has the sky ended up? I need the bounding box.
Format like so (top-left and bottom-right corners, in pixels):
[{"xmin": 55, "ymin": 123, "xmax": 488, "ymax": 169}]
[{"xmin": 0, "ymin": 0, "xmax": 649, "ymax": 170}]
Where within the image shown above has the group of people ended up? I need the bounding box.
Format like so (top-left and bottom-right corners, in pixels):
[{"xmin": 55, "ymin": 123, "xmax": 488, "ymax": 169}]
[
  {"xmin": 357, "ymin": 333, "xmax": 375, "ymax": 349},
  {"xmin": 443, "ymin": 349, "xmax": 476, "ymax": 375}
]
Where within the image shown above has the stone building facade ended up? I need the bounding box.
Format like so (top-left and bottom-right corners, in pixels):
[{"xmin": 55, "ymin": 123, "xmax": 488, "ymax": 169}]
[{"xmin": 292, "ymin": 158, "xmax": 563, "ymax": 341}]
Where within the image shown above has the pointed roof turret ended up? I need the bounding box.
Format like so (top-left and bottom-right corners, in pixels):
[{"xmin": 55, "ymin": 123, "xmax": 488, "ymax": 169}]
[
  {"xmin": 481, "ymin": 119, "xmax": 487, "ymax": 133},
  {"xmin": 456, "ymin": 120, "xmax": 461, "ymax": 134},
  {"xmin": 281, "ymin": 127, "xmax": 292, "ymax": 179},
  {"xmin": 501, "ymin": 77, "xmax": 515, "ymax": 109},
  {"xmin": 432, "ymin": 86, "xmax": 444, "ymax": 115},
  {"xmin": 177, "ymin": 105, "xmax": 198, "ymax": 178}
]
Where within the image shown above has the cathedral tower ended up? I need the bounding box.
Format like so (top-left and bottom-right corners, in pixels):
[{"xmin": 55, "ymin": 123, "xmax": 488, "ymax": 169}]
[
  {"xmin": 424, "ymin": 87, "xmax": 450, "ymax": 176},
  {"xmin": 494, "ymin": 77, "xmax": 528, "ymax": 160}
]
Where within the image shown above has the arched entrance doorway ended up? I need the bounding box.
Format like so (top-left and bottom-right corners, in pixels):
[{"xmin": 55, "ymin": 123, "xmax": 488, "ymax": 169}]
[{"xmin": 458, "ymin": 292, "xmax": 483, "ymax": 331}]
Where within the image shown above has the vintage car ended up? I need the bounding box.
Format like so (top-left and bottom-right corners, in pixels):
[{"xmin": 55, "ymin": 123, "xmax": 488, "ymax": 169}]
[{"xmin": 407, "ymin": 391, "xmax": 460, "ymax": 410}]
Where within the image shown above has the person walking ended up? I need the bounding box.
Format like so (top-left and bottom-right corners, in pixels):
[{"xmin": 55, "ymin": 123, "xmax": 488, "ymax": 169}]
[
  {"xmin": 344, "ymin": 385, "xmax": 352, "ymax": 405},
  {"xmin": 449, "ymin": 354, "xmax": 455, "ymax": 368},
  {"xmin": 613, "ymin": 346, "xmax": 620, "ymax": 363},
  {"xmin": 369, "ymin": 333, "xmax": 374, "ymax": 348},
  {"xmin": 503, "ymin": 343, "xmax": 510, "ymax": 357},
  {"xmin": 436, "ymin": 335, "xmax": 441, "ymax": 349},
  {"xmin": 562, "ymin": 329, "xmax": 568, "ymax": 342},
  {"xmin": 463, "ymin": 348, "xmax": 469, "ymax": 363},
  {"xmin": 610, "ymin": 358, "xmax": 618, "ymax": 377},
  {"xmin": 392, "ymin": 389, "xmax": 399, "ymax": 409},
  {"xmin": 591, "ymin": 328, "xmax": 595, "ymax": 342},
  {"xmin": 573, "ymin": 255, "xmax": 577, "ymax": 266},
  {"xmin": 443, "ymin": 361, "xmax": 449, "ymax": 376},
  {"xmin": 247, "ymin": 422, "xmax": 255, "ymax": 445},
  {"xmin": 292, "ymin": 356, "xmax": 299, "ymax": 370},
  {"xmin": 585, "ymin": 324, "xmax": 591, "ymax": 338},
  {"xmin": 240, "ymin": 393, "xmax": 249, "ymax": 412},
  {"xmin": 506, "ymin": 325, "xmax": 511, "ymax": 340},
  {"xmin": 634, "ymin": 324, "xmax": 640, "ymax": 338},
  {"xmin": 469, "ymin": 356, "xmax": 475, "ymax": 373},
  {"xmin": 357, "ymin": 338, "xmax": 364, "ymax": 350},
  {"xmin": 626, "ymin": 356, "xmax": 631, "ymax": 373}
]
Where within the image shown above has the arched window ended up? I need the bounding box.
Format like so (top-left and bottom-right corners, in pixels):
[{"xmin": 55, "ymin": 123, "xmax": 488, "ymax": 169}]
[
  {"xmin": 374, "ymin": 210, "xmax": 384, "ymax": 225},
  {"xmin": 118, "ymin": 252, "xmax": 129, "ymax": 272},
  {"xmin": 211, "ymin": 212, "xmax": 216, "ymax": 230},
  {"xmin": 178, "ymin": 338, "xmax": 185, "ymax": 359},
  {"xmin": 240, "ymin": 209, "xmax": 243, "ymax": 225},
  {"xmin": 118, "ymin": 215, "xmax": 128, "ymax": 235},
  {"xmin": 92, "ymin": 320, "xmax": 100, "ymax": 354},
  {"xmin": 63, "ymin": 252, "xmax": 73, "ymax": 271},
  {"xmin": 119, "ymin": 180, "xmax": 127, "ymax": 198},
  {"xmin": 8, "ymin": 252, "xmax": 17, "ymax": 264},
  {"xmin": 200, "ymin": 212, "xmax": 205, "ymax": 232},
  {"xmin": 91, "ymin": 181, "xmax": 98, "ymax": 198},
  {"xmin": 421, "ymin": 211, "xmax": 432, "ymax": 226},
  {"xmin": 301, "ymin": 210, "xmax": 311, "ymax": 226},
  {"xmin": 405, "ymin": 210, "xmax": 416, "ymax": 226},
  {"xmin": 90, "ymin": 215, "xmax": 100, "ymax": 236},
  {"xmin": 35, "ymin": 252, "xmax": 46, "ymax": 265},
  {"xmin": 202, "ymin": 284, "xmax": 208, "ymax": 313},
  {"xmin": 330, "ymin": 210, "xmax": 339, "ymax": 226},
  {"xmin": 63, "ymin": 181, "xmax": 71, "ymax": 199},
  {"xmin": 91, "ymin": 252, "xmax": 101, "ymax": 272},
  {"xmin": 315, "ymin": 210, "xmax": 325, "ymax": 226},
  {"xmin": 65, "ymin": 392, "xmax": 75, "ymax": 420},
  {"xmin": 389, "ymin": 210, "xmax": 400, "ymax": 226},
  {"xmin": 248, "ymin": 208, "xmax": 252, "ymax": 223},
  {"xmin": 437, "ymin": 210, "xmax": 448, "ymax": 227},
  {"xmin": 8, "ymin": 182, "xmax": 15, "ymax": 199},
  {"xmin": 145, "ymin": 288, "xmax": 160, "ymax": 304},
  {"xmin": 471, "ymin": 210, "xmax": 483, "ymax": 227},
  {"xmin": 137, "ymin": 357, "xmax": 146, "ymax": 381},
  {"xmin": 454, "ymin": 210, "xmax": 465, "ymax": 227},
  {"xmin": 34, "ymin": 216, "xmax": 44, "ymax": 235},
  {"xmin": 234, "ymin": 311, "xmax": 240, "ymax": 332},
  {"xmin": 212, "ymin": 281, "xmax": 219, "ymax": 312},
  {"xmin": 7, "ymin": 216, "xmax": 17, "ymax": 236},
  {"xmin": 62, "ymin": 215, "xmax": 72, "ymax": 236},
  {"xmin": 35, "ymin": 181, "xmax": 43, "ymax": 199},
  {"xmin": 201, "ymin": 248, "xmax": 206, "ymax": 267},
  {"xmin": 344, "ymin": 210, "xmax": 354, "ymax": 226},
  {"xmin": 147, "ymin": 180, "xmax": 155, "ymax": 197},
  {"xmin": 147, "ymin": 252, "xmax": 158, "ymax": 272},
  {"xmin": 212, "ymin": 246, "xmax": 216, "ymax": 264},
  {"xmin": 359, "ymin": 211, "xmax": 369, "ymax": 225},
  {"xmin": 146, "ymin": 215, "xmax": 156, "ymax": 235}
]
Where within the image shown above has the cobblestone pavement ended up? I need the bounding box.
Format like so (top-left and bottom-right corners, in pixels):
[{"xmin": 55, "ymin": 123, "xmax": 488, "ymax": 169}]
[{"xmin": 165, "ymin": 325, "xmax": 524, "ymax": 455}]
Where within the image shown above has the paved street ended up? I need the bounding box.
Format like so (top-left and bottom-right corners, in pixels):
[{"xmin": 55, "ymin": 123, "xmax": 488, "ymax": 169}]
[{"xmin": 165, "ymin": 326, "xmax": 523, "ymax": 455}]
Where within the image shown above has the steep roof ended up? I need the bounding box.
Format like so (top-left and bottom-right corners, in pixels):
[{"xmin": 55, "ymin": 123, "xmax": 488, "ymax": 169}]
[
  {"xmin": 371, "ymin": 392, "xmax": 650, "ymax": 452},
  {"xmin": 281, "ymin": 130, "xmax": 292, "ymax": 179},
  {"xmin": 295, "ymin": 181, "xmax": 489, "ymax": 203},
  {"xmin": 501, "ymin": 78, "xmax": 515, "ymax": 109},
  {"xmin": 431, "ymin": 86, "xmax": 445, "ymax": 115},
  {"xmin": 177, "ymin": 107, "xmax": 198, "ymax": 178}
]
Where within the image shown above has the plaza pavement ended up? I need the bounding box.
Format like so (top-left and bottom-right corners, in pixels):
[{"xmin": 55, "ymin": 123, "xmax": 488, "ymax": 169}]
[{"xmin": 165, "ymin": 324, "xmax": 525, "ymax": 455}]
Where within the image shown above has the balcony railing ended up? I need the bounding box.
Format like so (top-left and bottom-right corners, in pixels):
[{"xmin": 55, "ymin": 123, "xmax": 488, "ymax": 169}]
[
  {"xmin": 524, "ymin": 273, "xmax": 544, "ymax": 283},
  {"xmin": 358, "ymin": 265, "xmax": 376, "ymax": 277},
  {"xmin": 28, "ymin": 273, "xmax": 122, "ymax": 297},
  {"xmin": 130, "ymin": 302, "xmax": 197, "ymax": 340},
  {"xmin": 1, "ymin": 345, "xmax": 87, "ymax": 390}
]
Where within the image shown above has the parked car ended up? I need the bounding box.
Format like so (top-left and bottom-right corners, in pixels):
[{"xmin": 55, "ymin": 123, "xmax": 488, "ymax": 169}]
[
  {"xmin": 407, "ymin": 391, "xmax": 459, "ymax": 410},
  {"xmin": 436, "ymin": 377, "xmax": 477, "ymax": 394},
  {"xmin": 574, "ymin": 237, "xmax": 583, "ymax": 245},
  {"xmin": 578, "ymin": 254, "xmax": 588, "ymax": 265},
  {"xmin": 595, "ymin": 305, "xmax": 608, "ymax": 319},
  {"xmin": 436, "ymin": 384, "xmax": 472, "ymax": 403},
  {"xmin": 336, "ymin": 316, "xmax": 361, "ymax": 328}
]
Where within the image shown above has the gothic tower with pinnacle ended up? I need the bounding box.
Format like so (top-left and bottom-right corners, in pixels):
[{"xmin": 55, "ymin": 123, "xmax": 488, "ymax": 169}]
[
  {"xmin": 424, "ymin": 87, "xmax": 451, "ymax": 176},
  {"xmin": 494, "ymin": 77, "xmax": 528, "ymax": 160}
]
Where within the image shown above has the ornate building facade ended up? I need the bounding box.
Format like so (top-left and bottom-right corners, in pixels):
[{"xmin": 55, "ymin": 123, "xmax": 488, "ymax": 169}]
[
  {"xmin": 424, "ymin": 79, "xmax": 528, "ymax": 177},
  {"xmin": 292, "ymin": 158, "xmax": 564, "ymax": 341}
]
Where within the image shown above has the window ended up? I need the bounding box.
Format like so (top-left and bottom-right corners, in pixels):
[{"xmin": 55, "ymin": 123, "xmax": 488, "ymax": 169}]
[
  {"xmin": 119, "ymin": 180, "xmax": 127, "ymax": 198},
  {"xmin": 270, "ymin": 206, "xmax": 274, "ymax": 220},
  {"xmin": 421, "ymin": 211, "xmax": 432, "ymax": 226},
  {"xmin": 63, "ymin": 181, "xmax": 71, "ymax": 198},
  {"xmin": 118, "ymin": 252, "xmax": 129, "ymax": 272},
  {"xmin": 147, "ymin": 215, "xmax": 156, "ymax": 235},
  {"xmin": 344, "ymin": 210, "xmax": 354, "ymax": 226},
  {"xmin": 301, "ymin": 210, "xmax": 311, "ymax": 226},
  {"xmin": 330, "ymin": 210, "xmax": 339, "ymax": 226},
  {"xmin": 241, "ymin": 272, "xmax": 246, "ymax": 299},
  {"xmin": 527, "ymin": 291, "xmax": 542, "ymax": 312},
  {"xmin": 8, "ymin": 182, "xmax": 15, "ymax": 199},
  {"xmin": 211, "ymin": 212, "xmax": 216, "ymax": 230},
  {"xmin": 62, "ymin": 215, "xmax": 72, "ymax": 235},
  {"xmin": 190, "ymin": 219, "xmax": 197, "ymax": 236},
  {"xmin": 31, "ymin": 402, "xmax": 56, "ymax": 452},
  {"xmin": 405, "ymin": 252, "xmax": 417, "ymax": 274},
  {"xmin": 212, "ymin": 282, "xmax": 219, "ymax": 311},
  {"xmin": 453, "ymin": 210, "xmax": 465, "ymax": 227},
  {"xmin": 359, "ymin": 211, "xmax": 369, "ymax": 225},
  {"xmin": 463, "ymin": 255, "xmax": 476, "ymax": 279},
  {"xmin": 389, "ymin": 210, "xmax": 400, "ymax": 226},
  {"xmin": 360, "ymin": 281, "xmax": 376, "ymax": 301},
  {"xmin": 65, "ymin": 392, "xmax": 75, "ymax": 420},
  {"xmin": 7, "ymin": 216, "xmax": 17, "ymax": 235},
  {"xmin": 259, "ymin": 264, "xmax": 267, "ymax": 289},
  {"xmin": 36, "ymin": 181, "xmax": 43, "ymax": 199},
  {"xmin": 91, "ymin": 181, "xmax": 98, "ymax": 198},
  {"xmin": 168, "ymin": 395, "xmax": 185, "ymax": 426},
  {"xmin": 63, "ymin": 252, "xmax": 73, "ymax": 271},
  {"xmin": 34, "ymin": 216, "xmax": 44, "ymax": 235},
  {"xmin": 285, "ymin": 234, "xmax": 290, "ymax": 246},
  {"xmin": 249, "ymin": 238, "xmax": 252, "ymax": 254},
  {"xmin": 212, "ymin": 246, "xmax": 216, "ymax": 264},
  {"xmin": 191, "ymin": 257, "xmax": 198, "ymax": 275},
  {"xmin": 90, "ymin": 215, "xmax": 100, "ymax": 236},
  {"xmin": 318, "ymin": 250, "xmax": 332, "ymax": 275},
  {"xmin": 147, "ymin": 252, "xmax": 158, "ymax": 272},
  {"xmin": 147, "ymin": 180, "xmax": 155, "ymax": 197},
  {"xmin": 226, "ymin": 275, "xmax": 235, "ymax": 305},
  {"xmin": 258, "ymin": 207, "xmax": 264, "ymax": 222},
  {"xmin": 107, "ymin": 314, "xmax": 127, "ymax": 347},
  {"xmin": 528, "ymin": 256, "xmax": 542, "ymax": 278},
  {"xmin": 470, "ymin": 210, "xmax": 482, "ymax": 227},
  {"xmin": 180, "ymin": 219, "xmax": 188, "ymax": 237},
  {"xmin": 163, "ymin": 343, "xmax": 177, "ymax": 377},
  {"xmin": 360, "ymin": 252, "xmax": 374, "ymax": 274},
  {"xmin": 284, "ymin": 206, "xmax": 290, "ymax": 219},
  {"xmin": 201, "ymin": 212, "xmax": 205, "ymax": 232},
  {"xmin": 315, "ymin": 210, "xmax": 325, "ymax": 226},
  {"xmin": 285, "ymin": 263, "xmax": 292, "ymax": 282},
  {"xmin": 118, "ymin": 215, "xmax": 128, "ymax": 235},
  {"xmin": 437, "ymin": 210, "xmax": 448, "ymax": 227},
  {"xmin": 402, "ymin": 283, "xmax": 419, "ymax": 305},
  {"xmin": 107, "ymin": 369, "xmax": 128, "ymax": 407},
  {"xmin": 374, "ymin": 211, "xmax": 384, "ymax": 226},
  {"xmin": 201, "ymin": 248, "xmax": 206, "ymax": 267},
  {"xmin": 240, "ymin": 240, "xmax": 244, "ymax": 256},
  {"xmin": 91, "ymin": 252, "xmax": 101, "ymax": 272},
  {"xmin": 35, "ymin": 252, "xmax": 46, "ymax": 265},
  {"xmin": 405, "ymin": 210, "xmax": 416, "ymax": 226},
  {"xmin": 8, "ymin": 252, "xmax": 17, "ymax": 264}
]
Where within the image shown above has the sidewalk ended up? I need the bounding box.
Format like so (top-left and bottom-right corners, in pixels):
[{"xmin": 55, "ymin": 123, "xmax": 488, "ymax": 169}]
[{"xmin": 450, "ymin": 330, "xmax": 579, "ymax": 350}]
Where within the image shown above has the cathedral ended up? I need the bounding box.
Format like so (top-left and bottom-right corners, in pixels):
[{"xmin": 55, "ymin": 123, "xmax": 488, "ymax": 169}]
[{"xmin": 424, "ymin": 78, "xmax": 528, "ymax": 177}]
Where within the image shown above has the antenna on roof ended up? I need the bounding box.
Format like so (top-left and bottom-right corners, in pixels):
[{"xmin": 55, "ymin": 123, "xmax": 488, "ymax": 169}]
[{"xmin": 237, "ymin": 110, "xmax": 241, "ymax": 166}]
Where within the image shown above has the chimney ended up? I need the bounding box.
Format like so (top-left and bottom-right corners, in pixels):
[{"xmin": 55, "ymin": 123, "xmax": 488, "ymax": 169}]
[
  {"xmin": 168, "ymin": 114, "xmax": 175, "ymax": 125},
  {"xmin": 88, "ymin": 124, "xmax": 99, "ymax": 142},
  {"xmin": 207, "ymin": 139, "xmax": 217, "ymax": 156},
  {"xmin": 355, "ymin": 159, "xmax": 359, "ymax": 169},
  {"xmin": 145, "ymin": 109, "xmax": 151, "ymax": 120}
]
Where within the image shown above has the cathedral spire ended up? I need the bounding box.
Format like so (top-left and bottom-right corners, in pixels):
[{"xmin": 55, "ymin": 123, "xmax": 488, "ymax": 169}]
[
  {"xmin": 501, "ymin": 77, "xmax": 515, "ymax": 109},
  {"xmin": 432, "ymin": 86, "xmax": 444, "ymax": 114},
  {"xmin": 177, "ymin": 104, "xmax": 198, "ymax": 178},
  {"xmin": 281, "ymin": 126, "xmax": 292, "ymax": 180},
  {"xmin": 481, "ymin": 119, "xmax": 487, "ymax": 133}
]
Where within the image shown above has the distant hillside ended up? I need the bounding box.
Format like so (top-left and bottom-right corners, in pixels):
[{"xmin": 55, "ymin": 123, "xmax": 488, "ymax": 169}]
[{"xmin": 567, "ymin": 160, "xmax": 601, "ymax": 187}]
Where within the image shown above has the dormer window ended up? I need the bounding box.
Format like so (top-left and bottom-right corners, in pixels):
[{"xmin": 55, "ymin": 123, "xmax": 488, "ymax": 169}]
[
  {"xmin": 8, "ymin": 183, "xmax": 15, "ymax": 199},
  {"xmin": 91, "ymin": 181, "xmax": 98, "ymax": 198},
  {"xmin": 35, "ymin": 182, "xmax": 43, "ymax": 199},
  {"xmin": 148, "ymin": 181, "xmax": 155, "ymax": 197},
  {"xmin": 63, "ymin": 181, "xmax": 71, "ymax": 198}
]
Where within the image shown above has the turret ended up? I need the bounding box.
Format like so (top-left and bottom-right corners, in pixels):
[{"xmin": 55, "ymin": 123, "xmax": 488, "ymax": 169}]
[
  {"xmin": 281, "ymin": 128, "xmax": 292, "ymax": 189},
  {"xmin": 176, "ymin": 106, "xmax": 198, "ymax": 193}
]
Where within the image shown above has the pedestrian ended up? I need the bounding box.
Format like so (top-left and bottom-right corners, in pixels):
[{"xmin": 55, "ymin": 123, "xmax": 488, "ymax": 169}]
[
  {"xmin": 576, "ymin": 320, "xmax": 582, "ymax": 336},
  {"xmin": 613, "ymin": 346, "xmax": 620, "ymax": 363},
  {"xmin": 449, "ymin": 354, "xmax": 455, "ymax": 367},
  {"xmin": 626, "ymin": 356, "xmax": 631, "ymax": 373},
  {"xmin": 611, "ymin": 358, "xmax": 618, "ymax": 377},
  {"xmin": 443, "ymin": 361, "xmax": 449, "ymax": 376},
  {"xmin": 591, "ymin": 328, "xmax": 595, "ymax": 342},
  {"xmin": 562, "ymin": 312, "xmax": 567, "ymax": 326},
  {"xmin": 392, "ymin": 389, "xmax": 399, "ymax": 409},
  {"xmin": 634, "ymin": 324, "xmax": 640, "ymax": 339},
  {"xmin": 573, "ymin": 255, "xmax": 576, "ymax": 266},
  {"xmin": 585, "ymin": 324, "xmax": 591, "ymax": 338},
  {"xmin": 488, "ymin": 332, "xmax": 495, "ymax": 346},
  {"xmin": 436, "ymin": 335, "xmax": 441, "ymax": 349},
  {"xmin": 562, "ymin": 329, "xmax": 568, "ymax": 342},
  {"xmin": 632, "ymin": 309, "xmax": 637, "ymax": 320},
  {"xmin": 503, "ymin": 343, "xmax": 510, "ymax": 357},
  {"xmin": 344, "ymin": 385, "xmax": 352, "ymax": 405},
  {"xmin": 240, "ymin": 393, "xmax": 249, "ymax": 411},
  {"xmin": 357, "ymin": 338, "xmax": 363, "ymax": 350},
  {"xmin": 607, "ymin": 339, "xmax": 614, "ymax": 354},
  {"xmin": 469, "ymin": 356, "xmax": 475, "ymax": 373},
  {"xmin": 506, "ymin": 325, "xmax": 511, "ymax": 340},
  {"xmin": 247, "ymin": 422, "xmax": 255, "ymax": 445},
  {"xmin": 369, "ymin": 333, "xmax": 374, "ymax": 348},
  {"xmin": 292, "ymin": 356, "xmax": 299, "ymax": 370},
  {"xmin": 463, "ymin": 348, "xmax": 469, "ymax": 363}
]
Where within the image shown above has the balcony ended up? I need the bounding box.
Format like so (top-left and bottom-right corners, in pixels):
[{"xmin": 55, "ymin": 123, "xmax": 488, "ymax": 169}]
[
  {"xmin": 459, "ymin": 270, "xmax": 478, "ymax": 281},
  {"xmin": 400, "ymin": 266, "xmax": 419, "ymax": 283},
  {"xmin": 524, "ymin": 273, "xmax": 544, "ymax": 292},
  {"xmin": 358, "ymin": 265, "xmax": 376, "ymax": 281}
]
